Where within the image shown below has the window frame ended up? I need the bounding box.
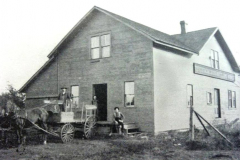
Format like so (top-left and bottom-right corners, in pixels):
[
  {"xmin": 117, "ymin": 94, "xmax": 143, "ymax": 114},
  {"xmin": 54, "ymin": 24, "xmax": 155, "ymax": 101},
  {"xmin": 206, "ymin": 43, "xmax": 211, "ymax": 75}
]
[
  {"xmin": 124, "ymin": 81, "xmax": 135, "ymax": 108},
  {"xmin": 71, "ymin": 85, "xmax": 79, "ymax": 108},
  {"xmin": 233, "ymin": 91, "xmax": 236, "ymax": 108},
  {"xmin": 207, "ymin": 92, "xmax": 212, "ymax": 105},
  {"xmin": 228, "ymin": 90, "xmax": 236, "ymax": 109},
  {"xmin": 210, "ymin": 50, "xmax": 219, "ymax": 69},
  {"xmin": 90, "ymin": 32, "xmax": 111, "ymax": 60}
]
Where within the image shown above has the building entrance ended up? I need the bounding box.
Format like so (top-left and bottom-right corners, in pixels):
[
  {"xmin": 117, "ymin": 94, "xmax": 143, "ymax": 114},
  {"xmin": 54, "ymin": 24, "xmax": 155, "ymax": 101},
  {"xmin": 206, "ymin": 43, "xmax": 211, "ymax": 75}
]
[{"xmin": 93, "ymin": 84, "xmax": 107, "ymax": 121}]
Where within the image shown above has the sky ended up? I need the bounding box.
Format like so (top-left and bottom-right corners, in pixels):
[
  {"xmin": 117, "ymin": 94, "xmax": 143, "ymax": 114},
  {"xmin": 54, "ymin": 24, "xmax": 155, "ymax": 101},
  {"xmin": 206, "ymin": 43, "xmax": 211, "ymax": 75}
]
[{"xmin": 0, "ymin": 0, "xmax": 240, "ymax": 93}]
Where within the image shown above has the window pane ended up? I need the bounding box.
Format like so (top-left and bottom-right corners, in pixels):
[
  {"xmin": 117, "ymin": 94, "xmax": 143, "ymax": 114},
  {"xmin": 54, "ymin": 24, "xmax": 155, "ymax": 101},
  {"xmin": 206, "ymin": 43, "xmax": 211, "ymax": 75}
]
[
  {"xmin": 91, "ymin": 36, "xmax": 100, "ymax": 48},
  {"xmin": 215, "ymin": 61, "xmax": 219, "ymax": 69},
  {"xmin": 91, "ymin": 48, "xmax": 100, "ymax": 59},
  {"xmin": 71, "ymin": 86, "xmax": 79, "ymax": 97},
  {"xmin": 125, "ymin": 95, "xmax": 134, "ymax": 106},
  {"xmin": 211, "ymin": 60, "xmax": 215, "ymax": 68},
  {"xmin": 233, "ymin": 91, "xmax": 236, "ymax": 108},
  {"xmin": 211, "ymin": 50, "xmax": 215, "ymax": 59},
  {"xmin": 101, "ymin": 34, "xmax": 110, "ymax": 46},
  {"xmin": 207, "ymin": 92, "xmax": 212, "ymax": 104},
  {"xmin": 102, "ymin": 46, "xmax": 110, "ymax": 58},
  {"xmin": 228, "ymin": 91, "xmax": 232, "ymax": 108},
  {"xmin": 215, "ymin": 51, "xmax": 219, "ymax": 61},
  {"xmin": 125, "ymin": 82, "xmax": 134, "ymax": 94},
  {"xmin": 71, "ymin": 86, "xmax": 79, "ymax": 108}
]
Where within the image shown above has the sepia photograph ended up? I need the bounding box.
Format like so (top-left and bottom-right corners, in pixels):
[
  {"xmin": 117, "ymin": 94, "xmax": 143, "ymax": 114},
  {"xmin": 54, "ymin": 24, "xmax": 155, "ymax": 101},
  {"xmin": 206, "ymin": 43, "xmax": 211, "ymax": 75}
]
[{"xmin": 0, "ymin": 0, "xmax": 240, "ymax": 159}]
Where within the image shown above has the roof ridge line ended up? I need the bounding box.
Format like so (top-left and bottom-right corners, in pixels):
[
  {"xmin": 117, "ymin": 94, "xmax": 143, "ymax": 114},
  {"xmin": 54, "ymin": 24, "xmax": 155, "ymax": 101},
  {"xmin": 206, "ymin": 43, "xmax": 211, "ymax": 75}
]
[
  {"xmin": 95, "ymin": 6, "xmax": 196, "ymax": 53},
  {"xmin": 172, "ymin": 27, "xmax": 218, "ymax": 36}
]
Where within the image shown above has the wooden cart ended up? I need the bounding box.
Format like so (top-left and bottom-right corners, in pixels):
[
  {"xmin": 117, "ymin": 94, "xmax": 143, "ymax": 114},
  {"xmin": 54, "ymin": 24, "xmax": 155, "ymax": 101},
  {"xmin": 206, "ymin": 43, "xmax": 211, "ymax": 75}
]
[{"xmin": 44, "ymin": 100, "xmax": 97, "ymax": 143}]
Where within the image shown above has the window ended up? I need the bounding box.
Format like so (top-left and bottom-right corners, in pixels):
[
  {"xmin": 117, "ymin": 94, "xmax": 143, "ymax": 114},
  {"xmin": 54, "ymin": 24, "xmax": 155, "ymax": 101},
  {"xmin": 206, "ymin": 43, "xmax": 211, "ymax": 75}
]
[
  {"xmin": 228, "ymin": 90, "xmax": 236, "ymax": 108},
  {"xmin": 71, "ymin": 86, "xmax": 79, "ymax": 108},
  {"xmin": 233, "ymin": 91, "xmax": 236, "ymax": 108},
  {"xmin": 91, "ymin": 34, "xmax": 110, "ymax": 59},
  {"xmin": 125, "ymin": 82, "xmax": 134, "ymax": 107},
  {"xmin": 211, "ymin": 50, "xmax": 219, "ymax": 69},
  {"xmin": 207, "ymin": 92, "xmax": 212, "ymax": 104}
]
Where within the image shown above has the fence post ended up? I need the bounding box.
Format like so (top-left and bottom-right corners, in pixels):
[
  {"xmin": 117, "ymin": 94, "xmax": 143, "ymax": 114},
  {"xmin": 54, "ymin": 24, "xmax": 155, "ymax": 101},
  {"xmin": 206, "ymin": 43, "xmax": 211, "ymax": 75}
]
[{"xmin": 189, "ymin": 96, "xmax": 194, "ymax": 140}]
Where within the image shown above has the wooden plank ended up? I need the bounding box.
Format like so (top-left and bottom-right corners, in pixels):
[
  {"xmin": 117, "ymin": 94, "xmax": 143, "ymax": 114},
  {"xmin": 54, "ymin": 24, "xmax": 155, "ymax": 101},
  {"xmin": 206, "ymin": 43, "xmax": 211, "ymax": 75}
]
[
  {"xmin": 124, "ymin": 124, "xmax": 139, "ymax": 129},
  {"xmin": 194, "ymin": 110, "xmax": 234, "ymax": 146},
  {"xmin": 194, "ymin": 112, "xmax": 210, "ymax": 136},
  {"xmin": 189, "ymin": 96, "xmax": 194, "ymax": 140},
  {"xmin": 127, "ymin": 132, "xmax": 141, "ymax": 135}
]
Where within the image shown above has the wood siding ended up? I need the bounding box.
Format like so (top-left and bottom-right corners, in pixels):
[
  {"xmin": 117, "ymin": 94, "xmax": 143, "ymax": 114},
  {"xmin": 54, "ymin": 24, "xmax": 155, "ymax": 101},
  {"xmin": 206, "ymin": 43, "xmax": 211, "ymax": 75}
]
[
  {"xmin": 25, "ymin": 10, "xmax": 154, "ymax": 132},
  {"xmin": 153, "ymin": 35, "xmax": 240, "ymax": 133}
]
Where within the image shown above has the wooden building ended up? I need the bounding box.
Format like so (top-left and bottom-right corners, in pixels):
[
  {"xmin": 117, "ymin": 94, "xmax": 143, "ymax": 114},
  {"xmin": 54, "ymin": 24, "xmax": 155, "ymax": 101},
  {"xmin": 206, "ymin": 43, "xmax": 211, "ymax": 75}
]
[{"xmin": 19, "ymin": 6, "xmax": 240, "ymax": 134}]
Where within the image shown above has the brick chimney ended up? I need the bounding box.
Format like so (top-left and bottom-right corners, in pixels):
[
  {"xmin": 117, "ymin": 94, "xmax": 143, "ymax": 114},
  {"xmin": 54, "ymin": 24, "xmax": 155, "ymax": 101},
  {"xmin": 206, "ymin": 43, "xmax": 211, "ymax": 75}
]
[{"xmin": 180, "ymin": 21, "xmax": 186, "ymax": 34}]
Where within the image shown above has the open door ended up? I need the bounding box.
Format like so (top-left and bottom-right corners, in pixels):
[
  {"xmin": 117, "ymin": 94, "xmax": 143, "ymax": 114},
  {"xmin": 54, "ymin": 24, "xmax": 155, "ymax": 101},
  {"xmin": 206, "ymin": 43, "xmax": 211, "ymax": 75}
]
[{"xmin": 93, "ymin": 84, "xmax": 107, "ymax": 121}]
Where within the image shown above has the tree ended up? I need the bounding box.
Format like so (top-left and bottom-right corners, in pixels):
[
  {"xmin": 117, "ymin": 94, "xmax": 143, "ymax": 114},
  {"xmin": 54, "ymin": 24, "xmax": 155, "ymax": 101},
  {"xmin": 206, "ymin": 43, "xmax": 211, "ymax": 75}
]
[{"xmin": 0, "ymin": 85, "xmax": 25, "ymax": 109}]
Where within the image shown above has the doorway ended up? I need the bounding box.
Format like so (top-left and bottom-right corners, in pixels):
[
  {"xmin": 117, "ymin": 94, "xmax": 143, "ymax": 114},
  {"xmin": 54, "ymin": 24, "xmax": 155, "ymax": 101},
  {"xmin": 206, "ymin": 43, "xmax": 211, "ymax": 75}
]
[
  {"xmin": 214, "ymin": 89, "xmax": 221, "ymax": 118},
  {"xmin": 93, "ymin": 84, "xmax": 107, "ymax": 121}
]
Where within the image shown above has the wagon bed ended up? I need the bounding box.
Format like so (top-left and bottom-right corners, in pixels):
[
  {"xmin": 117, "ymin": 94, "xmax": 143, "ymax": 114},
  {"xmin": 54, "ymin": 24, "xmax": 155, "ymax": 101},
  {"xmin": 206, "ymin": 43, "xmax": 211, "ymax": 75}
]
[{"xmin": 43, "ymin": 100, "xmax": 97, "ymax": 143}]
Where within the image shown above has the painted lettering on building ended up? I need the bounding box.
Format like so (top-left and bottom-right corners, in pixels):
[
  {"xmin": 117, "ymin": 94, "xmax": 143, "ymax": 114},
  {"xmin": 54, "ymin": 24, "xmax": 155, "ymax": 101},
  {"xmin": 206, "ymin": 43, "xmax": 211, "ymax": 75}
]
[{"xmin": 194, "ymin": 63, "xmax": 235, "ymax": 82}]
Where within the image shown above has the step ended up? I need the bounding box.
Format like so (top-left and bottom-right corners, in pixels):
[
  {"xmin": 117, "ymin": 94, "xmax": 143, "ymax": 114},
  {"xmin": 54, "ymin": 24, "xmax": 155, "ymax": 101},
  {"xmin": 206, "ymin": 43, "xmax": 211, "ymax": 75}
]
[
  {"xmin": 127, "ymin": 132, "xmax": 141, "ymax": 135},
  {"xmin": 124, "ymin": 124, "xmax": 139, "ymax": 130},
  {"xmin": 97, "ymin": 121, "xmax": 138, "ymax": 128}
]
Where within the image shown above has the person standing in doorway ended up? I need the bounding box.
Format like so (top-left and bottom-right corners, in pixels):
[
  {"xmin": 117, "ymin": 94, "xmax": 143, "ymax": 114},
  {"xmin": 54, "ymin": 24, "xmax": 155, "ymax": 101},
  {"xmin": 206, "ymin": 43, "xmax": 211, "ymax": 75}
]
[
  {"xmin": 92, "ymin": 96, "xmax": 98, "ymax": 106},
  {"xmin": 92, "ymin": 95, "xmax": 98, "ymax": 114},
  {"xmin": 58, "ymin": 87, "xmax": 72, "ymax": 112}
]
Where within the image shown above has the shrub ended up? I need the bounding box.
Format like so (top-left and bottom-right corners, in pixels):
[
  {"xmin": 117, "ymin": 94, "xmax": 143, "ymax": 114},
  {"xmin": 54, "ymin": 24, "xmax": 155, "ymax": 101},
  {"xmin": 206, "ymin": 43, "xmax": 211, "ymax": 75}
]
[{"xmin": 0, "ymin": 85, "xmax": 25, "ymax": 109}]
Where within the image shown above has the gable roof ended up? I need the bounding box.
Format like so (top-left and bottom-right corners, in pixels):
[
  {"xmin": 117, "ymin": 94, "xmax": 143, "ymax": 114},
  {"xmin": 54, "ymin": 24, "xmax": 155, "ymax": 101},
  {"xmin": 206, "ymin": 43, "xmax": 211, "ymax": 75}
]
[
  {"xmin": 171, "ymin": 27, "xmax": 218, "ymax": 53},
  {"xmin": 94, "ymin": 7, "xmax": 196, "ymax": 54},
  {"xmin": 19, "ymin": 6, "xmax": 240, "ymax": 92},
  {"xmin": 47, "ymin": 6, "xmax": 196, "ymax": 58},
  {"xmin": 172, "ymin": 28, "xmax": 240, "ymax": 72}
]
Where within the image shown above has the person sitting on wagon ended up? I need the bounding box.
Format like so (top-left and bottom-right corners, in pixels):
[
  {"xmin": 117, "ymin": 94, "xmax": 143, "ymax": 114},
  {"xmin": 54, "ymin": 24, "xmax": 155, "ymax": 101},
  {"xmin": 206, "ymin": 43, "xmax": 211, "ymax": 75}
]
[
  {"xmin": 109, "ymin": 107, "xmax": 125, "ymax": 136},
  {"xmin": 58, "ymin": 87, "xmax": 73, "ymax": 112}
]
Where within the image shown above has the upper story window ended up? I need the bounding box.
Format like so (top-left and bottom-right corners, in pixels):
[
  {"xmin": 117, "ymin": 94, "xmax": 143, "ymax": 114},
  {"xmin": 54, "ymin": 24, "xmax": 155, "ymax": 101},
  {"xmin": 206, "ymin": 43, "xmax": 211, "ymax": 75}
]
[
  {"xmin": 211, "ymin": 50, "xmax": 219, "ymax": 69},
  {"xmin": 91, "ymin": 34, "xmax": 110, "ymax": 59}
]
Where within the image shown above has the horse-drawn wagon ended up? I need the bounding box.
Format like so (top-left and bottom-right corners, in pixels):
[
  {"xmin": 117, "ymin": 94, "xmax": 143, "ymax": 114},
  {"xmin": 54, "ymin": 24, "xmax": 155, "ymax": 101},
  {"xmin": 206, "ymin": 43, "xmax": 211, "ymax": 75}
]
[
  {"xmin": 43, "ymin": 100, "xmax": 98, "ymax": 143},
  {"xmin": 0, "ymin": 99, "xmax": 98, "ymax": 145}
]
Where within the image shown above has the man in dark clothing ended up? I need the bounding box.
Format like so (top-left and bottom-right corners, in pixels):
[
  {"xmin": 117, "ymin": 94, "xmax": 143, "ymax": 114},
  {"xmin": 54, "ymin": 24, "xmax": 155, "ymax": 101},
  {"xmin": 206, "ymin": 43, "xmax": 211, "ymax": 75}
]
[
  {"xmin": 58, "ymin": 87, "xmax": 72, "ymax": 112},
  {"xmin": 109, "ymin": 107, "xmax": 125, "ymax": 136}
]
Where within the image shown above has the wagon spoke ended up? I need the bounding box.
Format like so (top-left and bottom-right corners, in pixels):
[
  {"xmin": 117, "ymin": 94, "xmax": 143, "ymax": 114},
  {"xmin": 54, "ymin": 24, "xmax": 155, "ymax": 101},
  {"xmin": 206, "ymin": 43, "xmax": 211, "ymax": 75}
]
[
  {"xmin": 84, "ymin": 116, "xmax": 97, "ymax": 139},
  {"xmin": 61, "ymin": 124, "xmax": 75, "ymax": 143}
]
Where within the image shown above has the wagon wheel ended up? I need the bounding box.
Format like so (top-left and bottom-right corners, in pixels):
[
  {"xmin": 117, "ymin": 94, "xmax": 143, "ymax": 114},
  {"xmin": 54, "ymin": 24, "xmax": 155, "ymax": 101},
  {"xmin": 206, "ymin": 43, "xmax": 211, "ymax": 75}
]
[
  {"xmin": 84, "ymin": 116, "xmax": 97, "ymax": 139},
  {"xmin": 61, "ymin": 123, "xmax": 75, "ymax": 143}
]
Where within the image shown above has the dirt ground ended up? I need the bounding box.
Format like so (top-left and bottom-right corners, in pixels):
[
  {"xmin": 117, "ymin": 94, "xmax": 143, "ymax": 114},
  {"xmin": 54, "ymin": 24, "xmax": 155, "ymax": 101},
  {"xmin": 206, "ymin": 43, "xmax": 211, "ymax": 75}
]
[{"xmin": 0, "ymin": 132, "xmax": 240, "ymax": 160}]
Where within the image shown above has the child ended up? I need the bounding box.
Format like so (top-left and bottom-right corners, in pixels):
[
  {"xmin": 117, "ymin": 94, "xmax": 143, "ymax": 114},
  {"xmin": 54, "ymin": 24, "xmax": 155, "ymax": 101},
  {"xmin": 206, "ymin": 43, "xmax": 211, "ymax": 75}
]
[{"xmin": 109, "ymin": 107, "xmax": 124, "ymax": 136}]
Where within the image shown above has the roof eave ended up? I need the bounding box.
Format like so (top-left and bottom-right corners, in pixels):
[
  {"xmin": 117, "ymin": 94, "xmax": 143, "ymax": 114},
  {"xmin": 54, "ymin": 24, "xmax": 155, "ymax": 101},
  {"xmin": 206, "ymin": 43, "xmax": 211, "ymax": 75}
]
[
  {"xmin": 153, "ymin": 40, "xmax": 197, "ymax": 55},
  {"xmin": 198, "ymin": 28, "xmax": 218, "ymax": 53},
  {"xmin": 48, "ymin": 6, "xmax": 196, "ymax": 58},
  {"xmin": 47, "ymin": 6, "xmax": 96, "ymax": 58},
  {"xmin": 215, "ymin": 30, "xmax": 240, "ymax": 73},
  {"xmin": 19, "ymin": 57, "xmax": 55, "ymax": 92}
]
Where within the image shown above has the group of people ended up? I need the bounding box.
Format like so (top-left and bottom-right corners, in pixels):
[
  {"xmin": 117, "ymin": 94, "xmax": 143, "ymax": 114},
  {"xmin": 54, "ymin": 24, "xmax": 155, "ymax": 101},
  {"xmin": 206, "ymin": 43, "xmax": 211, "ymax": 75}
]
[{"xmin": 59, "ymin": 87, "xmax": 125, "ymax": 135}]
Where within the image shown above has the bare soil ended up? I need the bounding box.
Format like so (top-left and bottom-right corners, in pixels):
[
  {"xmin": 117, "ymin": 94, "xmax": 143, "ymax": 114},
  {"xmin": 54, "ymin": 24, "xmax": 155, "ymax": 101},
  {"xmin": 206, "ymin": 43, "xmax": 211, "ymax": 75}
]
[{"xmin": 0, "ymin": 132, "xmax": 240, "ymax": 160}]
